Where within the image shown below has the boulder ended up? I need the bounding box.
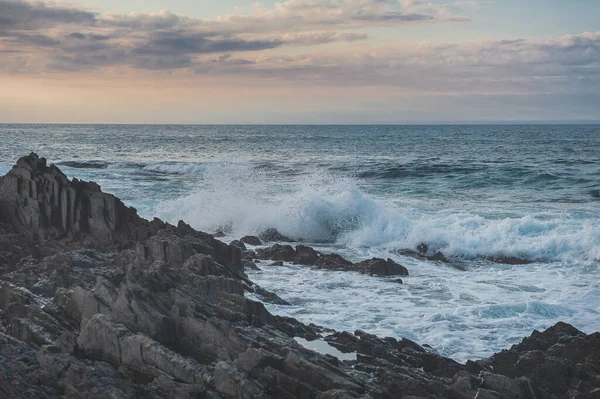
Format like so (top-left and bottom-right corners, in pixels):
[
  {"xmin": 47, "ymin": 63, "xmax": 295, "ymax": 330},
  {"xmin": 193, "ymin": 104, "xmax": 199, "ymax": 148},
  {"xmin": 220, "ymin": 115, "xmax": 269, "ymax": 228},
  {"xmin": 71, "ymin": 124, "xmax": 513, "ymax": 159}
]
[
  {"xmin": 241, "ymin": 235, "xmax": 263, "ymax": 246},
  {"xmin": 354, "ymin": 258, "xmax": 409, "ymax": 277},
  {"xmin": 315, "ymin": 253, "xmax": 354, "ymax": 271},
  {"xmin": 259, "ymin": 228, "xmax": 293, "ymax": 242},
  {"xmin": 255, "ymin": 244, "xmax": 296, "ymax": 262},
  {"xmin": 294, "ymin": 245, "xmax": 320, "ymax": 265}
]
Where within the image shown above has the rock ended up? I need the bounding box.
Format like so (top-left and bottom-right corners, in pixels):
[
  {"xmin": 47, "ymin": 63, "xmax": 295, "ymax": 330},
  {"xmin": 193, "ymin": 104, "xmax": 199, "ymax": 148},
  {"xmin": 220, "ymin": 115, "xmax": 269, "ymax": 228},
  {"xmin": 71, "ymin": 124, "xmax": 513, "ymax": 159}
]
[
  {"xmin": 250, "ymin": 285, "xmax": 292, "ymax": 305},
  {"xmin": 485, "ymin": 256, "xmax": 534, "ymax": 265},
  {"xmin": 315, "ymin": 253, "xmax": 354, "ymax": 271},
  {"xmin": 399, "ymin": 248, "xmax": 451, "ymax": 264},
  {"xmin": 0, "ymin": 153, "xmax": 162, "ymax": 248},
  {"xmin": 354, "ymin": 258, "xmax": 409, "ymax": 277},
  {"xmin": 255, "ymin": 244, "xmax": 296, "ymax": 262},
  {"xmin": 2, "ymin": 154, "xmax": 600, "ymax": 399},
  {"xmin": 78, "ymin": 314, "xmax": 211, "ymax": 385},
  {"xmin": 241, "ymin": 235, "xmax": 263, "ymax": 246},
  {"xmin": 417, "ymin": 243, "xmax": 429, "ymax": 254},
  {"xmin": 294, "ymin": 245, "xmax": 320, "ymax": 265},
  {"xmin": 268, "ymin": 261, "xmax": 284, "ymax": 266},
  {"xmin": 230, "ymin": 239, "xmax": 247, "ymax": 251},
  {"xmin": 243, "ymin": 259, "xmax": 261, "ymax": 270},
  {"xmin": 430, "ymin": 251, "xmax": 450, "ymax": 263},
  {"xmin": 259, "ymin": 228, "xmax": 293, "ymax": 242},
  {"xmin": 214, "ymin": 361, "xmax": 269, "ymax": 399}
]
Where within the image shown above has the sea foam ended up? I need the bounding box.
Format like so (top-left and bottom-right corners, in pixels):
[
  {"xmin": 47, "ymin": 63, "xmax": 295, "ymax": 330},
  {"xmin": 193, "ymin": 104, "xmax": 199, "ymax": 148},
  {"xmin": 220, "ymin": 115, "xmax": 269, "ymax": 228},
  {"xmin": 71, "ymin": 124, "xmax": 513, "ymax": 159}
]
[{"xmin": 155, "ymin": 164, "xmax": 600, "ymax": 263}]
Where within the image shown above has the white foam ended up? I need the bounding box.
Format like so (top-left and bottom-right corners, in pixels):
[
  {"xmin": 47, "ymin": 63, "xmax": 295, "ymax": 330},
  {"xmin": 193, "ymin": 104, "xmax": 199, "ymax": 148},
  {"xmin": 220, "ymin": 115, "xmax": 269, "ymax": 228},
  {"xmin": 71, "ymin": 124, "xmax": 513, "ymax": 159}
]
[
  {"xmin": 248, "ymin": 259, "xmax": 600, "ymax": 362},
  {"xmin": 155, "ymin": 164, "xmax": 600, "ymax": 263},
  {"xmin": 0, "ymin": 166, "xmax": 11, "ymax": 176}
]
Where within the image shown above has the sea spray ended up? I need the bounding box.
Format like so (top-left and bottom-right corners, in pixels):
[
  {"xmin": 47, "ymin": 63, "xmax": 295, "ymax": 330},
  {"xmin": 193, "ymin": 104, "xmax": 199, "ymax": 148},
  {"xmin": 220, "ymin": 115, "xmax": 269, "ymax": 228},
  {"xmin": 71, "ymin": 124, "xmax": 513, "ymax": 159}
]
[{"xmin": 155, "ymin": 164, "xmax": 600, "ymax": 263}]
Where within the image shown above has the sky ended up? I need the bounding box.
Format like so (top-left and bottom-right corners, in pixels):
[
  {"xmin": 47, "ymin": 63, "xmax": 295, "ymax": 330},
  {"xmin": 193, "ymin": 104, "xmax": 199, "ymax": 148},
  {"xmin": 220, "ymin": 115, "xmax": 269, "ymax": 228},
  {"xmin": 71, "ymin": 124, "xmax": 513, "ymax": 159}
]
[{"xmin": 0, "ymin": 0, "xmax": 599, "ymax": 123}]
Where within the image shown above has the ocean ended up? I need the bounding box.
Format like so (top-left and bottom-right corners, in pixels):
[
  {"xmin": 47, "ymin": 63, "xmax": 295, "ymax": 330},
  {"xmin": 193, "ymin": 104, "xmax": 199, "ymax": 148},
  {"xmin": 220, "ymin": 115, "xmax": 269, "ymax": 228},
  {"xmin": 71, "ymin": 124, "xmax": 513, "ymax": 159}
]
[{"xmin": 1, "ymin": 124, "xmax": 599, "ymax": 362}]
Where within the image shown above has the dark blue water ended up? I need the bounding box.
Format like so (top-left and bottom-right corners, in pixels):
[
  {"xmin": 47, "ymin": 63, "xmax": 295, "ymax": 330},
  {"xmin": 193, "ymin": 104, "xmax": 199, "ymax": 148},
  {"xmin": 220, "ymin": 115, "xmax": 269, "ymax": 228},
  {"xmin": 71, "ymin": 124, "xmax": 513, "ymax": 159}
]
[{"xmin": 1, "ymin": 124, "xmax": 599, "ymax": 361}]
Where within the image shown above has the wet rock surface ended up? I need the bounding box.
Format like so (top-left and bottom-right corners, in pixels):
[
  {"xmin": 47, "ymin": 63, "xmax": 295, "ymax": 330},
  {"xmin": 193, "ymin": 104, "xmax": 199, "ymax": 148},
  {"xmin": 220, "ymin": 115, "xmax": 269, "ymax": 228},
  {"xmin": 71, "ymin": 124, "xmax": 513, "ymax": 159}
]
[
  {"xmin": 0, "ymin": 154, "xmax": 598, "ymax": 398},
  {"xmin": 255, "ymin": 244, "xmax": 409, "ymax": 277}
]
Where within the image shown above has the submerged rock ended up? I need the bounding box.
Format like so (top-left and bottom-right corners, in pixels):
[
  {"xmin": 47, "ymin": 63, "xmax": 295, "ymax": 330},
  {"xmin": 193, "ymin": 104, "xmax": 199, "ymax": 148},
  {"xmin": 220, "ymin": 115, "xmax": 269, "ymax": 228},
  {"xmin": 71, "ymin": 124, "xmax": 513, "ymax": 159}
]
[
  {"xmin": 485, "ymin": 256, "xmax": 534, "ymax": 265},
  {"xmin": 399, "ymin": 248, "xmax": 451, "ymax": 264}
]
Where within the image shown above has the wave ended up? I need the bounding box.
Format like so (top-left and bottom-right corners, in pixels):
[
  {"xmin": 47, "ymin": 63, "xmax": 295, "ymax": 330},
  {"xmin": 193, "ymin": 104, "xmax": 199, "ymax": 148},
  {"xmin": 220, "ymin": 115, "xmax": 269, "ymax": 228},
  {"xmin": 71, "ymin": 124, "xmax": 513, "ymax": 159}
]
[
  {"xmin": 0, "ymin": 165, "xmax": 11, "ymax": 176},
  {"xmin": 154, "ymin": 165, "xmax": 600, "ymax": 263},
  {"xmin": 56, "ymin": 161, "xmax": 109, "ymax": 169},
  {"xmin": 142, "ymin": 161, "xmax": 244, "ymax": 175}
]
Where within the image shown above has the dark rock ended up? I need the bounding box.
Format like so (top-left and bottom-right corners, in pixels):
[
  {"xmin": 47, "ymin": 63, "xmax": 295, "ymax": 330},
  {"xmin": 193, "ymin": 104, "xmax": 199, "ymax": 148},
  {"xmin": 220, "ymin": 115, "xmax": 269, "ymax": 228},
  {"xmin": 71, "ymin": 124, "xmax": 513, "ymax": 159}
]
[
  {"xmin": 399, "ymin": 248, "xmax": 451, "ymax": 264},
  {"xmin": 230, "ymin": 239, "xmax": 247, "ymax": 251},
  {"xmin": 0, "ymin": 153, "xmax": 162, "ymax": 249},
  {"xmin": 430, "ymin": 251, "xmax": 450, "ymax": 263},
  {"xmin": 250, "ymin": 285, "xmax": 291, "ymax": 305},
  {"xmin": 241, "ymin": 235, "xmax": 263, "ymax": 246},
  {"xmin": 486, "ymin": 256, "xmax": 534, "ymax": 265},
  {"xmin": 294, "ymin": 245, "xmax": 320, "ymax": 265},
  {"xmin": 255, "ymin": 244, "xmax": 296, "ymax": 262},
  {"xmin": 259, "ymin": 228, "xmax": 293, "ymax": 242},
  {"xmin": 1, "ymin": 155, "xmax": 600, "ymax": 399},
  {"xmin": 315, "ymin": 253, "xmax": 354, "ymax": 271},
  {"xmin": 354, "ymin": 258, "xmax": 409, "ymax": 277},
  {"xmin": 268, "ymin": 261, "xmax": 284, "ymax": 266},
  {"xmin": 417, "ymin": 243, "xmax": 429, "ymax": 254},
  {"xmin": 243, "ymin": 259, "xmax": 261, "ymax": 270}
]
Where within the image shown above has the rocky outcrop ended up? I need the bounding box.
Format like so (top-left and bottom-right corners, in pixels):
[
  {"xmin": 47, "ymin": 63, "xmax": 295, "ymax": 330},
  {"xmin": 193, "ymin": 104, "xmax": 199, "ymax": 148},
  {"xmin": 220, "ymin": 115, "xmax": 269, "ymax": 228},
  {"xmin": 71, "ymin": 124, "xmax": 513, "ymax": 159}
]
[
  {"xmin": 398, "ymin": 248, "xmax": 451, "ymax": 264},
  {"xmin": 241, "ymin": 235, "xmax": 263, "ymax": 246},
  {"xmin": 0, "ymin": 153, "xmax": 163, "ymax": 248},
  {"xmin": 255, "ymin": 244, "xmax": 409, "ymax": 277},
  {"xmin": 1, "ymin": 154, "xmax": 599, "ymax": 399}
]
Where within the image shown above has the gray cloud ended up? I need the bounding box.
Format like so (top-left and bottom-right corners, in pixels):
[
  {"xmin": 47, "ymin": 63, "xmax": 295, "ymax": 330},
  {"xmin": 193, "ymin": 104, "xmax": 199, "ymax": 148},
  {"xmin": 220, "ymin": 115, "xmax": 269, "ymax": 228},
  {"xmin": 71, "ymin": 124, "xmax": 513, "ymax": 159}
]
[
  {"xmin": 2, "ymin": 0, "xmax": 597, "ymax": 100},
  {"xmin": 0, "ymin": 0, "xmax": 96, "ymax": 29}
]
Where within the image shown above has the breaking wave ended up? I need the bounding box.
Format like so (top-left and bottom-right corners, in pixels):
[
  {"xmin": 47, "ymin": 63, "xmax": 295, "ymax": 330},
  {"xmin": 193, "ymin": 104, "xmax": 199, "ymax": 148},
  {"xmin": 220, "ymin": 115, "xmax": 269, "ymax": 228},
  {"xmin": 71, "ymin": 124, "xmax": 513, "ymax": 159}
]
[{"xmin": 155, "ymin": 164, "xmax": 600, "ymax": 263}]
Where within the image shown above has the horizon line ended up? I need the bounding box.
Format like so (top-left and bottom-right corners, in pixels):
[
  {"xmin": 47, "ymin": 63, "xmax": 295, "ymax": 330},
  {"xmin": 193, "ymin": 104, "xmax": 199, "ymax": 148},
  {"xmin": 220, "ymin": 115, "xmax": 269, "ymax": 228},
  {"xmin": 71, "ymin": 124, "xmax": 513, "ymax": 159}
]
[{"xmin": 1, "ymin": 121, "xmax": 600, "ymax": 126}]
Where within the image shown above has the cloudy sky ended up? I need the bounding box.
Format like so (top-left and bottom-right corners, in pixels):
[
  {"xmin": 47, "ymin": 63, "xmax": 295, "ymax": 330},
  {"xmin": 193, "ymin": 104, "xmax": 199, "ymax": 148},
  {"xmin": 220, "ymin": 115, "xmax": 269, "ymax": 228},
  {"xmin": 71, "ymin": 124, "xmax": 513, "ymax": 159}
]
[{"xmin": 1, "ymin": 0, "xmax": 599, "ymax": 123}]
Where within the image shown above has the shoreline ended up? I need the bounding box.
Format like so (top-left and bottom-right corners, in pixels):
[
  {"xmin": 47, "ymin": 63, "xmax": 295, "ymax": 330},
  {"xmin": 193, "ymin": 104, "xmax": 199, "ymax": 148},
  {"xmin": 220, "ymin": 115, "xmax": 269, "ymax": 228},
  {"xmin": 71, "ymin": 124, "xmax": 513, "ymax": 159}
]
[{"xmin": 0, "ymin": 153, "xmax": 598, "ymax": 398}]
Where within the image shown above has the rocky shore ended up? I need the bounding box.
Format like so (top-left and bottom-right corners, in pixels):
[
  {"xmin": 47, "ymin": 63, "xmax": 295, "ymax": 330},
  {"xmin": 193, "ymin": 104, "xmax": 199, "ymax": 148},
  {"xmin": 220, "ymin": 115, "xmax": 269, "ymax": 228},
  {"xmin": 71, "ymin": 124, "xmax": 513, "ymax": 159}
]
[{"xmin": 0, "ymin": 153, "xmax": 598, "ymax": 399}]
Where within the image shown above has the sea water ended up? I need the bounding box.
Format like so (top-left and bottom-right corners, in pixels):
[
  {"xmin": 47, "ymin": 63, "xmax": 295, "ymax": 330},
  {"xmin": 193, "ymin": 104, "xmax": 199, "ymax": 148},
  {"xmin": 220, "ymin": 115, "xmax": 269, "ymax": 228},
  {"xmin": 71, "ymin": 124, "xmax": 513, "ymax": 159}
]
[{"xmin": 1, "ymin": 124, "xmax": 598, "ymax": 362}]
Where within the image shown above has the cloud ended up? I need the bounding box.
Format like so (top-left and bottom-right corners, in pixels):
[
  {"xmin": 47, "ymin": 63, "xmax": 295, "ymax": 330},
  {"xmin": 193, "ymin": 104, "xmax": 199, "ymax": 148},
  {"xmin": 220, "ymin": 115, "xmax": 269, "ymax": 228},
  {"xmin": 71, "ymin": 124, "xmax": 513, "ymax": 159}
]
[
  {"xmin": 0, "ymin": 0, "xmax": 468, "ymax": 73},
  {"xmin": 0, "ymin": 0, "xmax": 598, "ymax": 99},
  {"xmin": 0, "ymin": 0, "xmax": 96, "ymax": 29},
  {"xmin": 191, "ymin": 32, "xmax": 600, "ymax": 96}
]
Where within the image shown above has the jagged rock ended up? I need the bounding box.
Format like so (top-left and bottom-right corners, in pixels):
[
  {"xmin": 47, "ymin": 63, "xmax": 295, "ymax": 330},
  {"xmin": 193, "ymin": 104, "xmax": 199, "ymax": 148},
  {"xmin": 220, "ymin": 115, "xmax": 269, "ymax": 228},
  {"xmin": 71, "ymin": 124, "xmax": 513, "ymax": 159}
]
[
  {"xmin": 243, "ymin": 259, "xmax": 261, "ymax": 270},
  {"xmin": 399, "ymin": 248, "xmax": 451, "ymax": 264},
  {"xmin": 0, "ymin": 153, "xmax": 163, "ymax": 248},
  {"xmin": 1, "ymin": 155, "xmax": 600, "ymax": 399},
  {"xmin": 255, "ymin": 244, "xmax": 296, "ymax": 262},
  {"xmin": 250, "ymin": 285, "xmax": 292, "ymax": 305},
  {"xmin": 78, "ymin": 314, "xmax": 211, "ymax": 385},
  {"xmin": 230, "ymin": 240, "xmax": 247, "ymax": 251},
  {"xmin": 241, "ymin": 235, "xmax": 263, "ymax": 246},
  {"xmin": 417, "ymin": 243, "xmax": 429, "ymax": 254},
  {"xmin": 315, "ymin": 253, "xmax": 354, "ymax": 271},
  {"xmin": 259, "ymin": 228, "xmax": 293, "ymax": 242}
]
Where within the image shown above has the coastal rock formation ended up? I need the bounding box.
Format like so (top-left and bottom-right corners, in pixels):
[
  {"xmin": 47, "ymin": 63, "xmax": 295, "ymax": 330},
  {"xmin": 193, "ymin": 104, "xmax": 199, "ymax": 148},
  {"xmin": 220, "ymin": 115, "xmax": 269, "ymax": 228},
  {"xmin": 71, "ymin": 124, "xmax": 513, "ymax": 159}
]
[
  {"xmin": 255, "ymin": 244, "xmax": 409, "ymax": 277},
  {"xmin": 0, "ymin": 154, "xmax": 599, "ymax": 399}
]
